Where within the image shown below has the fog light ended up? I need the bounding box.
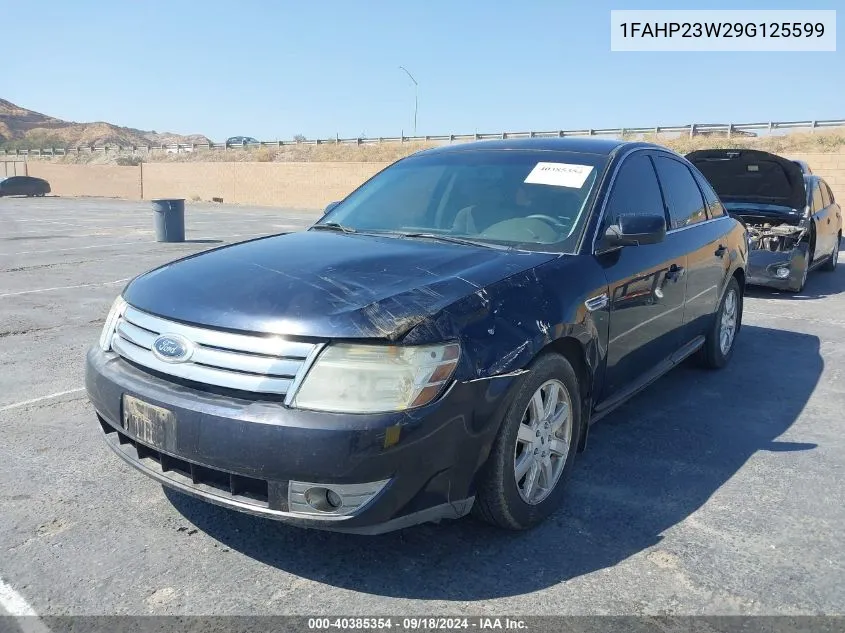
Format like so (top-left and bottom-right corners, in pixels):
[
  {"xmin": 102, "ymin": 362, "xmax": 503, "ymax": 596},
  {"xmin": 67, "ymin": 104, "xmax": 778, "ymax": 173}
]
[
  {"xmin": 775, "ymin": 267, "xmax": 790, "ymax": 279},
  {"xmin": 304, "ymin": 487, "xmax": 342, "ymax": 512},
  {"xmin": 288, "ymin": 479, "xmax": 391, "ymax": 518}
]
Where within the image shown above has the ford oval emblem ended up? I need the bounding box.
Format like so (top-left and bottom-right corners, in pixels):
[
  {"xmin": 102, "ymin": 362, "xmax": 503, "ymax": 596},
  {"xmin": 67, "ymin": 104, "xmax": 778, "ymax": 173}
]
[{"xmin": 151, "ymin": 334, "xmax": 194, "ymax": 363}]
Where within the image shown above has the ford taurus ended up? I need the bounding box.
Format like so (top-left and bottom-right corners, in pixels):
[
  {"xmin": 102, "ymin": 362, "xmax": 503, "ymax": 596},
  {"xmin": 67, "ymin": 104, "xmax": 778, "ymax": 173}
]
[{"xmin": 86, "ymin": 138, "xmax": 748, "ymax": 534}]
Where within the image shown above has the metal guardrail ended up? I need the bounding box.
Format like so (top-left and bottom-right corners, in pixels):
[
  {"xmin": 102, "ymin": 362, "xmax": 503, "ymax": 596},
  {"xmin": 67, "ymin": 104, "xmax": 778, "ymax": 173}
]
[{"xmin": 1, "ymin": 119, "xmax": 843, "ymax": 157}]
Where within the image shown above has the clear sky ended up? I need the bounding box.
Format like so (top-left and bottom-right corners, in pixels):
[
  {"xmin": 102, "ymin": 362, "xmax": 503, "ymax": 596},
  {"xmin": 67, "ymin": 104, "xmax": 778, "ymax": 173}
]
[{"xmin": 3, "ymin": 0, "xmax": 842, "ymax": 141}]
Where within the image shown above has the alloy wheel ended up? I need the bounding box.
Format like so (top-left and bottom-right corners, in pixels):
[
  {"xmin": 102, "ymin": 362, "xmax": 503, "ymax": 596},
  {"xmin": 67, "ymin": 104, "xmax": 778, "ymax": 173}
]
[
  {"xmin": 719, "ymin": 288, "xmax": 738, "ymax": 355},
  {"xmin": 513, "ymin": 379, "xmax": 572, "ymax": 505}
]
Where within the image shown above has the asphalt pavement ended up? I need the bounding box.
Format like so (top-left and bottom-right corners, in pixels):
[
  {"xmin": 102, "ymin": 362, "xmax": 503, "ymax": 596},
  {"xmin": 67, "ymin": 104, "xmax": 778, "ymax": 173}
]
[{"xmin": 1, "ymin": 197, "xmax": 843, "ymax": 617}]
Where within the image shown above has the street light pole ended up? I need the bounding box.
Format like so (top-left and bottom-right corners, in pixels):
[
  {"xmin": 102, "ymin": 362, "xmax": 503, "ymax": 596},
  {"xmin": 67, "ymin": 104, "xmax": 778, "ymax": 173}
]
[{"xmin": 398, "ymin": 66, "xmax": 418, "ymax": 136}]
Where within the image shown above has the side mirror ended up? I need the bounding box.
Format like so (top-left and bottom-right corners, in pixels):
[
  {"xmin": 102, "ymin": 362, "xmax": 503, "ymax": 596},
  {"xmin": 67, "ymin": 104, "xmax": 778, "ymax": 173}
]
[
  {"xmin": 602, "ymin": 213, "xmax": 666, "ymax": 249},
  {"xmin": 323, "ymin": 201, "xmax": 340, "ymax": 215}
]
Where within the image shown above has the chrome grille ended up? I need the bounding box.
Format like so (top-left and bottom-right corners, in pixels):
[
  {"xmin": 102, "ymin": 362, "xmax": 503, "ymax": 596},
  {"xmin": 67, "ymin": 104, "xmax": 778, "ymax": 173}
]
[{"xmin": 110, "ymin": 305, "xmax": 322, "ymax": 397}]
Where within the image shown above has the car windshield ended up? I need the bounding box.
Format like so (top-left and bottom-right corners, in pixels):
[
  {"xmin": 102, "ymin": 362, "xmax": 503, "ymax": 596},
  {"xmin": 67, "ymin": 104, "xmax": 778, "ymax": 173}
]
[{"xmin": 317, "ymin": 149, "xmax": 608, "ymax": 253}]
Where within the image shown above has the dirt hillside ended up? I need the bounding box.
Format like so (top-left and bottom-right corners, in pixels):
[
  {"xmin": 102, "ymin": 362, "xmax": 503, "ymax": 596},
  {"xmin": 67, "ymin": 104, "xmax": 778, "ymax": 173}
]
[{"xmin": 0, "ymin": 98, "xmax": 209, "ymax": 149}]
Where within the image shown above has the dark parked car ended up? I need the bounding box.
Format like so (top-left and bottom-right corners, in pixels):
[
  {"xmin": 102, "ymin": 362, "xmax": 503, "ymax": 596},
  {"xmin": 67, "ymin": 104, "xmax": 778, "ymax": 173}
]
[
  {"xmin": 687, "ymin": 149, "xmax": 841, "ymax": 292},
  {"xmin": 0, "ymin": 175, "xmax": 50, "ymax": 197},
  {"xmin": 226, "ymin": 136, "xmax": 258, "ymax": 145},
  {"xmin": 86, "ymin": 138, "xmax": 748, "ymax": 534}
]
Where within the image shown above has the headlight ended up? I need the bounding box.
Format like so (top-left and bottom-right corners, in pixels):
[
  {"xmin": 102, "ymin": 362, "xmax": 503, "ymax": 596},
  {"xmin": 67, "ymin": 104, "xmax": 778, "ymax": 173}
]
[
  {"xmin": 293, "ymin": 342, "xmax": 461, "ymax": 413},
  {"xmin": 99, "ymin": 295, "xmax": 128, "ymax": 351}
]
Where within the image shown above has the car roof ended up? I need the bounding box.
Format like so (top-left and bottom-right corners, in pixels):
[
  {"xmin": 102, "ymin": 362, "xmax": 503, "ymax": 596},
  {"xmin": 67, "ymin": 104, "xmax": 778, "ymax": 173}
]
[{"xmin": 412, "ymin": 136, "xmax": 641, "ymax": 158}]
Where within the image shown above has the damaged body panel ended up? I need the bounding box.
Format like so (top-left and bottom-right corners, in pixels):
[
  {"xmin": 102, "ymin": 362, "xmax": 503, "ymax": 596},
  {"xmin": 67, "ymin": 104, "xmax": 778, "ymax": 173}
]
[
  {"xmin": 687, "ymin": 149, "xmax": 842, "ymax": 292},
  {"xmin": 735, "ymin": 205, "xmax": 811, "ymax": 290},
  {"xmin": 86, "ymin": 138, "xmax": 748, "ymax": 534}
]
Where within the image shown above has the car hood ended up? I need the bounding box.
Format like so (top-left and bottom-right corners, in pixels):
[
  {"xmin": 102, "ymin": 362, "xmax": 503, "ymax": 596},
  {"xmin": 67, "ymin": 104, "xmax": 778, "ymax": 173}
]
[
  {"xmin": 122, "ymin": 230, "xmax": 558, "ymax": 340},
  {"xmin": 686, "ymin": 149, "xmax": 806, "ymax": 211}
]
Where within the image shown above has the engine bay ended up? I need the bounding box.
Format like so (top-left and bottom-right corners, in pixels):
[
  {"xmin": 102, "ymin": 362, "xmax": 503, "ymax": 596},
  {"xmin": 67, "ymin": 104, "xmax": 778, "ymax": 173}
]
[{"xmin": 739, "ymin": 215, "xmax": 807, "ymax": 253}]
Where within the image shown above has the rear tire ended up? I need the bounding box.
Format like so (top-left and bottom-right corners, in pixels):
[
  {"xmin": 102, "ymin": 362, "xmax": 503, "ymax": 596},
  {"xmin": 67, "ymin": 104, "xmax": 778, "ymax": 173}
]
[
  {"xmin": 822, "ymin": 232, "xmax": 840, "ymax": 272},
  {"xmin": 698, "ymin": 277, "xmax": 742, "ymax": 369},
  {"xmin": 473, "ymin": 352, "xmax": 581, "ymax": 530}
]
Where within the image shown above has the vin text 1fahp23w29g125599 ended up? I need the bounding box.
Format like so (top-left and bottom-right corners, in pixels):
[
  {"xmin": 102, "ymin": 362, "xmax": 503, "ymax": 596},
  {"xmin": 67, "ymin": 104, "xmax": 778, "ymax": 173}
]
[{"xmin": 86, "ymin": 138, "xmax": 748, "ymax": 534}]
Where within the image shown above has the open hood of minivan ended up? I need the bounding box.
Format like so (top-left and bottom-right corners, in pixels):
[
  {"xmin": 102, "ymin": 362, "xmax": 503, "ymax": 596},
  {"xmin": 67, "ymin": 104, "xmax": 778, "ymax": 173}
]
[{"xmin": 686, "ymin": 149, "xmax": 806, "ymax": 211}]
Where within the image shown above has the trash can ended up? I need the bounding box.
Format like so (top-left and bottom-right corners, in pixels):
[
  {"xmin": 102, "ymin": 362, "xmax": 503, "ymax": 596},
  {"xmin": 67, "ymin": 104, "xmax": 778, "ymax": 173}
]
[{"xmin": 152, "ymin": 199, "xmax": 185, "ymax": 242}]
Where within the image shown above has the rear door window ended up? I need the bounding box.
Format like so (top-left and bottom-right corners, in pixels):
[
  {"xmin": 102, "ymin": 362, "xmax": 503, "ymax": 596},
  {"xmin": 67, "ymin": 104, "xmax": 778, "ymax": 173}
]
[
  {"xmin": 811, "ymin": 181, "xmax": 824, "ymax": 212},
  {"xmin": 822, "ymin": 181, "xmax": 836, "ymax": 205},
  {"xmin": 692, "ymin": 169, "xmax": 726, "ymax": 218},
  {"xmin": 653, "ymin": 156, "xmax": 708, "ymax": 229},
  {"xmin": 819, "ymin": 181, "xmax": 831, "ymax": 208}
]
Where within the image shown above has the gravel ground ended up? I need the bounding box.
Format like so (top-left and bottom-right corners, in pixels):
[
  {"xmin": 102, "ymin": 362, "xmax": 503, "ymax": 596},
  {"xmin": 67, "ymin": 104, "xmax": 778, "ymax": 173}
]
[{"xmin": 1, "ymin": 197, "xmax": 843, "ymax": 618}]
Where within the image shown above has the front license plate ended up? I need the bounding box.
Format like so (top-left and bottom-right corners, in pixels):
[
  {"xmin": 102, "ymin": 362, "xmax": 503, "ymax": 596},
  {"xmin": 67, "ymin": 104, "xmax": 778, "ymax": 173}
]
[{"xmin": 122, "ymin": 394, "xmax": 176, "ymax": 451}]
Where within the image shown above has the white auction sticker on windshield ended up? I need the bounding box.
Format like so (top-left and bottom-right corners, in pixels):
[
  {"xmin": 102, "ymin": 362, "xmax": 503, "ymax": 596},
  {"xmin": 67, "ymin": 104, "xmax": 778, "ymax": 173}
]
[{"xmin": 524, "ymin": 162, "xmax": 594, "ymax": 188}]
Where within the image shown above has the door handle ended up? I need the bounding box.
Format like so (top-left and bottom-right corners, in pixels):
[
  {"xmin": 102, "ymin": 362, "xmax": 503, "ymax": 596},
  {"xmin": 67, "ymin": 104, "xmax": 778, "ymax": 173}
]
[
  {"xmin": 665, "ymin": 264, "xmax": 685, "ymax": 282},
  {"xmin": 715, "ymin": 244, "xmax": 728, "ymax": 257}
]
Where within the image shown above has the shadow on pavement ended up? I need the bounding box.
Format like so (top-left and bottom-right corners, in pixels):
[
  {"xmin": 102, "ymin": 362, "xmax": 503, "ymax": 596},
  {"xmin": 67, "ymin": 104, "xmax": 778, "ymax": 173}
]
[{"xmin": 168, "ymin": 324, "xmax": 821, "ymax": 600}]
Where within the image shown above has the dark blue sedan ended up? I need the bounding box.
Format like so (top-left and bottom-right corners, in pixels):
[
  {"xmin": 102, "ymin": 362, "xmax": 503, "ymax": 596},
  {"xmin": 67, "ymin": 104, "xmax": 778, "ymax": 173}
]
[{"xmin": 86, "ymin": 138, "xmax": 748, "ymax": 533}]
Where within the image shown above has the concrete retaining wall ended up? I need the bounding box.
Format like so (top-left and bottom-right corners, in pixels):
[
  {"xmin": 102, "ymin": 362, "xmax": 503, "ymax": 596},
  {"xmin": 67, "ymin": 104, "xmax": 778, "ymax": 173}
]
[
  {"xmin": 26, "ymin": 161, "xmax": 387, "ymax": 209},
  {"xmin": 26, "ymin": 163, "xmax": 142, "ymax": 199},
  {"xmin": 23, "ymin": 153, "xmax": 845, "ymax": 210}
]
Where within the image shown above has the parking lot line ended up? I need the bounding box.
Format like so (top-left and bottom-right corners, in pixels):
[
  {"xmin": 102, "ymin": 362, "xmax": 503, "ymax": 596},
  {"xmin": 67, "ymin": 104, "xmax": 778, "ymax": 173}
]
[
  {"xmin": 0, "ymin": 588, "xmax": 52, "ymax": 632},
  {"xmin": 1, "ymin": 233, "xmax": 273, "ymax": 258},
  {"xmin": 4, "ymin": 218, "xmax": 77, "ymax": 224},
  {"xmin": 0, "ymin": 388, "xmax": 85, "ymax": 413},
  {"xmin": 0, "ymin": 278, "xmax": 130, "ymax": 299},
  {"xmin": 12, "ymin": 225, "xmax": 151, "ymax": 235},
  {"xmin": 0, "ymin": 576, "xmax": 55, "ymax": 633},
  {"xmin": 1, "ymin": 241, "xmax": 152, "ymax": 256},
  {"xmin": 0, "ymin": 577, "xmax": 38, "ymax": 617}
]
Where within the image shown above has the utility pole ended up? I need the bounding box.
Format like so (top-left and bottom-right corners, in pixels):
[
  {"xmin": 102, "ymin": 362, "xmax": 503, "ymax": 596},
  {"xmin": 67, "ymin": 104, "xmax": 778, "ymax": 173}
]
[{"xmin": 398, "ymin": 66, "xmax": 418, "ymax": 136}]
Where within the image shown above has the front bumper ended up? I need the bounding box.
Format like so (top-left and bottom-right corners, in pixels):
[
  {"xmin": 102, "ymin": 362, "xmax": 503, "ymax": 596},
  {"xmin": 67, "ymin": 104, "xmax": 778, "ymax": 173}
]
[
  {"xmin": 745, "ymin": 245, "xmax": 809, "ymax": 290},
  {"xmin": 85, "ymin": 346, "xmax": 518, "ymax": 534}
]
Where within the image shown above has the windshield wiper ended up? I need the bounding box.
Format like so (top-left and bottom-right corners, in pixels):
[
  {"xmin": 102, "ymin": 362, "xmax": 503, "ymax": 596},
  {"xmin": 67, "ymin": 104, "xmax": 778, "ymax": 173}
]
[
  {"xmin": 310, "ymin": 222, "xmax": 357, "ymax": 234},
  {"xmin": 398, "ymin": 232, "xmax": 505, "ymax": 249}
]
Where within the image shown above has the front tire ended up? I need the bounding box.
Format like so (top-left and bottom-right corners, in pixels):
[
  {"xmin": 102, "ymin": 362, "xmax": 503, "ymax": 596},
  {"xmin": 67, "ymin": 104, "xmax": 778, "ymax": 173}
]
[
  {"xmin": 473, "ymin": 352, "xmax": 581, "ymax": 530},
  {"xmin": 698, "ymin": 276, "xmax": 742, "ymax": 369},
  {"xmin": 822, "ymin": 232, "xmax": 840, "ymax": 272}
]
